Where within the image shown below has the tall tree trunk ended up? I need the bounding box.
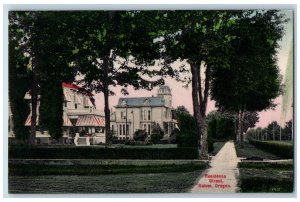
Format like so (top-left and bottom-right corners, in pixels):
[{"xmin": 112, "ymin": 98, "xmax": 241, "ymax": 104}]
[
  {"xmin": 237, "ymin": 110, "xmax": 245, "ymax": 148},
  {"xmin": 102, "ymin": 56, "xmax": 111, "ymax": 148},
  {"xmin": 190, "ymin": 61, "xmax": 205, "ymax": 158},
  {"xmin": 29, "ymin": 72, "xmax": 37, "ymax": 145},
  {"xmin": 198, "ymin": 65, "xmax": 211, "ymax": 158}
]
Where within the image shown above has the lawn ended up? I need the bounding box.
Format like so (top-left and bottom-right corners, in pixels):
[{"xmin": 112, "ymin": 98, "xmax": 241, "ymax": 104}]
[
  {"xmin": 238, "ymin": 162, "xmax": 294, "ymax": 193},
  {"xmin": 235, "ymin": 141, "xmax": 281, "ymax": 160},
  {"xmin": 9, "ymin": 170, "xmax": 204, "ymax": 193}
]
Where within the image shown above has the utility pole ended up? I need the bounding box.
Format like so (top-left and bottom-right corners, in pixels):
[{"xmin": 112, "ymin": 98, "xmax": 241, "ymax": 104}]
[
  {"xmin": 131, "ymin": 110, "xmax": 134, "ymax": 137},
  {"xmin": 125, "ymin": 106, "xmax": 128, "ymax": 140},
  {"xmin": 280, "ymin": 126, "xmax": 282, "ymax": 141},
  {"xmin": 273, "ymin": 122, "xmax": 275, "ymax": 141}
]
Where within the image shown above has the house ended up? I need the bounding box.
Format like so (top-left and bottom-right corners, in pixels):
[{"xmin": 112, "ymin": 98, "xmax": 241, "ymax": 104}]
[
  {"xmin": 23, "ymin": 82, "xmax": 105, "ymax": 145},
  {"xmin": 110, "ymin": 85, "xmax": 177, "ymax": 140}
]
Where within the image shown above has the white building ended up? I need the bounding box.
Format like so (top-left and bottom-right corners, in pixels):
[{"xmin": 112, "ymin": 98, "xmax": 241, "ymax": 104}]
[
  {"xmin": 110, "ymin": 85, "xmax": 177, "ymax": 140},
  {"xmin": 24, "ymin": 82, "xmax": 105, "ymax": 144}
]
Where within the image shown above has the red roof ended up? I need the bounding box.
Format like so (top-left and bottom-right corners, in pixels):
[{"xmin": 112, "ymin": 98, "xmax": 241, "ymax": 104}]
[{"xmin": 62, "ymin": 82, "xmax": 94, "ymax": 96}]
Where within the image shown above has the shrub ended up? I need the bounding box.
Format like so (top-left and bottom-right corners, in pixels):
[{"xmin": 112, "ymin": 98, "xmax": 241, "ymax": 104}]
[
  {"xmin": 9, "ymin": 145, "xmax": 199, "ymax": 159},
  {"xmin": 150, "ymin": 123, "xmax": 164, "ymax": 144},
  {"xmin": 169, "ymin": 128, "xmax": 179, "ymax": 144},
  {"xmin": 176, "ymin": 113, "xmax": 198, "ymax": 148},
  {"xmin": 248, "ymin": 139, "xmax": 293, "ymax": 159},
  {"xmin": 133, "ymin": 130, "xmax": 148, "ymax": 141}
]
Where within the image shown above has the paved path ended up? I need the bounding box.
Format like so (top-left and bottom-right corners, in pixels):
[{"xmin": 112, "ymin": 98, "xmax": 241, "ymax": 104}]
[{"xmin": 190, "ymin": 140, "xmax": 240, "ymax": 193}]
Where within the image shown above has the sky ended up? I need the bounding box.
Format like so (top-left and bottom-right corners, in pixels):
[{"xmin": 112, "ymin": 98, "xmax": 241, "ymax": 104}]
[{"xmin": 94, "ymin": 10, "xmax": 294, "ymax": 128}]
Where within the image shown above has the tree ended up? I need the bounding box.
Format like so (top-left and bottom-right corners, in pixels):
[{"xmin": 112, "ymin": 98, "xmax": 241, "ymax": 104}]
[
  {"xmin": 9, "ymin": 11, "xmax": 40, "ymax": 144},
  {"xmin": 158, "ymin": 10, "xmax": 237, "ymax": 158},
  {"xmin": 210, "ymin": 10, "xmax": 287, "ymax": 147},
  {"xmin": 174, "ymin": 105, "xmax": 190, "ymax": 118},
  {"xmin": 267, "ymin": 121, "xmax": 281, "ymax": 140},
  {"xmin": 9, "ymin": 12, "xmax": 78, "ymax": 141},
  {"xmin": 206, "ymin": 110, "xmax": 235, "ymax": 141},
  {"xmin": 70, "ymin": 11, "xmax": 164, "ymax": 146},
  {"xmin": 241, "ymin": 111, "xmax": 260, "ymax": 134},
  {"xmin": 150, "ymin": 122, "xmax": 164, "ymax": 144},
  {"xmin": 32, "ymin": 12, "xmax": 77, "ymax": 140},
  {"xmin": 176, "ymin": 112, "xmax": 198, "ymax": 148},
  {"xmin": 283, "ymin": 120, "xmax": 292, "ymax": 140},
  {"xmin": 8, "ymin": 21, "xmax": 31, "ymax": 142}
]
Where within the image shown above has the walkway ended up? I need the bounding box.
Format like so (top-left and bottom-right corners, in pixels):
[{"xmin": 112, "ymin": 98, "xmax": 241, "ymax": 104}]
[{"xmin": 190, "ymin": 140, "xmax": 240, "ymax": 193}]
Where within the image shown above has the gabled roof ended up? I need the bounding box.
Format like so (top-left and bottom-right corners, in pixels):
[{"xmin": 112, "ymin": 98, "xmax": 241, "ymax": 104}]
[
  {"xmin": 62, "ymin": 82, "xmax": 94, "ymax": 96},
  {"xmin": 115, "ymin": 97, "xmax": 166, "ymax": 108}
]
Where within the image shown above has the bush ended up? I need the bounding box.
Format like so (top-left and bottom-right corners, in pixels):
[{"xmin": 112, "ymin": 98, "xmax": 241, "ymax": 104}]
[
  {"xmin": 169, "ymin": 128, "xmax": 179, "ymax": 144},
  {"xmin": 9, "ymin": 145, "xmax": 199, "ymax": 159},
  {"xmin": 150, "ymin": 123, "xmax": 164, "ymax": 144},
  {"xmin": 133, "ymin": 130, "xmax": 148, "ymax": 141},
  {"xmin": 248, "ymin": 139, "xmax": 293, "ymax": 159},
  {"xmin": 176, "ymin": 113, "xmax": 198, "ymax": 148}
]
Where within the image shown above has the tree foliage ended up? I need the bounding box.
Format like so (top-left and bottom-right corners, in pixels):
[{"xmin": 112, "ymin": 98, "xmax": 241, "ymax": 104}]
[
  {"xmin": 176, "ymin": 113, "xmax": 198, "ymax": 148},
  {"xmin": 9, "ymin": 12, "xmax": 78, "ymax": 141},
  {"xmin": 8, "ymin": 24, "xmax": 31, "ymax": 142},
  {"xmin": 210, "ymin": 10, "xmax": 287, "ymax": 146},
  {"xmin": 157, "ymin": 10, "xmax": 236, "ymax": 157},
  {"xmin": 66, "ymin": 11, "xmax": 165, "ymax": 145}
]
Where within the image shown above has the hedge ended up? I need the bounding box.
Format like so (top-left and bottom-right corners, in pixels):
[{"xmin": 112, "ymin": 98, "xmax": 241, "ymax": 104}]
[
  {"xmin": 248, "ymin": 139, "xmax": 293, "ymax": 159},
  {"xmin": 9, "ymin": 163, "xmax": 207, "ymax": 176},
  {"xmin": 9, "ymin": 145, "xmax": 199, "ymax": 159}
]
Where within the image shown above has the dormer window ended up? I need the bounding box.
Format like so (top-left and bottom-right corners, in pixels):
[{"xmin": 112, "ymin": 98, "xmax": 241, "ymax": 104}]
[
  {"xmin": 122, "ymin": 100, "xmax": 127, "ymax": 106},
  {"xmin": 144, "ymin": 99, "xmax": 150, "ymax": 105}
]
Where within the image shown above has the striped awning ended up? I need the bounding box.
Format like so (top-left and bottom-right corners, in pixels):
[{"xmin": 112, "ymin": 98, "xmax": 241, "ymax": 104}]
[
  {"xmin": 25, "ymin": 113, "xmax": 72, "ymax": 127},
  {"xmin": 25, "ymin": 115, "xmax": 39, "ymax": 126},
  {"xmin": 63, "ymin": 112, "xmax": 72, "ymax": 126},
  {"xmin": 83, "ymin": 97, "xmax": 94, "ymax": 107},
  {"xmin": 74, "ymin": 94, "xmax": 82, "ymax": 104},
  {"xmin": 63, "ymin": 89, "xmax": 72, "ymax": 102},
  {"xmin": 76, "ymin": 115, "xmax": 105, "ymax": 127}
]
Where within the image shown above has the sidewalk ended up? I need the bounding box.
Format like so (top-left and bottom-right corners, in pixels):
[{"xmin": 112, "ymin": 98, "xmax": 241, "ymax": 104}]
[{"xmin": 190, "ymin": 140, "xmax": 240, "ymax": 193}]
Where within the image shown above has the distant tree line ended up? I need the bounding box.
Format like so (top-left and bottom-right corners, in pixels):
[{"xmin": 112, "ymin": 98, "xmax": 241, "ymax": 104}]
[{"xmin": 247, "ymin": 120, "xmax": 293, "ymax": 141}]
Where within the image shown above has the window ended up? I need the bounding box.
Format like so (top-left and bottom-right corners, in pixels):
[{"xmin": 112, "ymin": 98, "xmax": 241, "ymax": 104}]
[
  {"xmin": 121, "ymin": 111, "xmax": 123, "ymax": 120},
  {"xmin": 144, "ymin": 110, "xmax": 147, "ymax": 120},
  {"xmin": 148, "ymin": 110, "xmax": 151, "ymax": 120},
  {"xmin": 112, "ymin": 125, "xmax": 114, "ymax": 133},
  {"xmin": 148, "ymin": 124, "xmax": 151, "ymax": 135},
  {"xmin": 144, "ymin": 124, "xmax": 147, "ymax": 131},
  {"xmin": 75, "ymin": 104, "xmax": 77, "ymax": 109},
  {"xmin": 120, "ymin": 124, "xmax": 122, "ymax": 136},
  {"xmin": 123, "ymin": 124, "xmax": 125, "ymax": 136}
]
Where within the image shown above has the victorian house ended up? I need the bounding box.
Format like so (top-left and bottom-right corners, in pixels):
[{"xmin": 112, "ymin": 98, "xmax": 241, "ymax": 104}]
[
  {"xmin": 110, "ymin": 85, "xmax": 177, "ymax": 140},
  {"xmin": 23, "ymin": 82, "xmax": 105, "ymax": 145}
]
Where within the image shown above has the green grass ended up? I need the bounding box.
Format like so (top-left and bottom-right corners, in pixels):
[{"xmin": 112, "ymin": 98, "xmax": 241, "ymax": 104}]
[
  {"xmin": 9, "ymin": 170, "xmax": 203, "ymax": 193},
  {"xmin": 9, "ymin": 162, "xmax": 208, "ymax": 176},
  {"xmin": 238, "ymin": 167, "xmax": 294, "ymax": 193},
  {"xmin": 248, "ymin": 139, "xmax": 293, "ymax": 159},
  {"xmin": 235, "ymin": 141, "xmax": 281, "ymax": 160},
  {"xmin": 111, "ymin": 144, "xmax": 178, "ymax": 149},
  {"xmin": 212, "ymin": 142, "xmax": 226, "ymax": 156},
  {"xmin": 238, "ymin": 161, "xmax": 293, "ymax": 170}
]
